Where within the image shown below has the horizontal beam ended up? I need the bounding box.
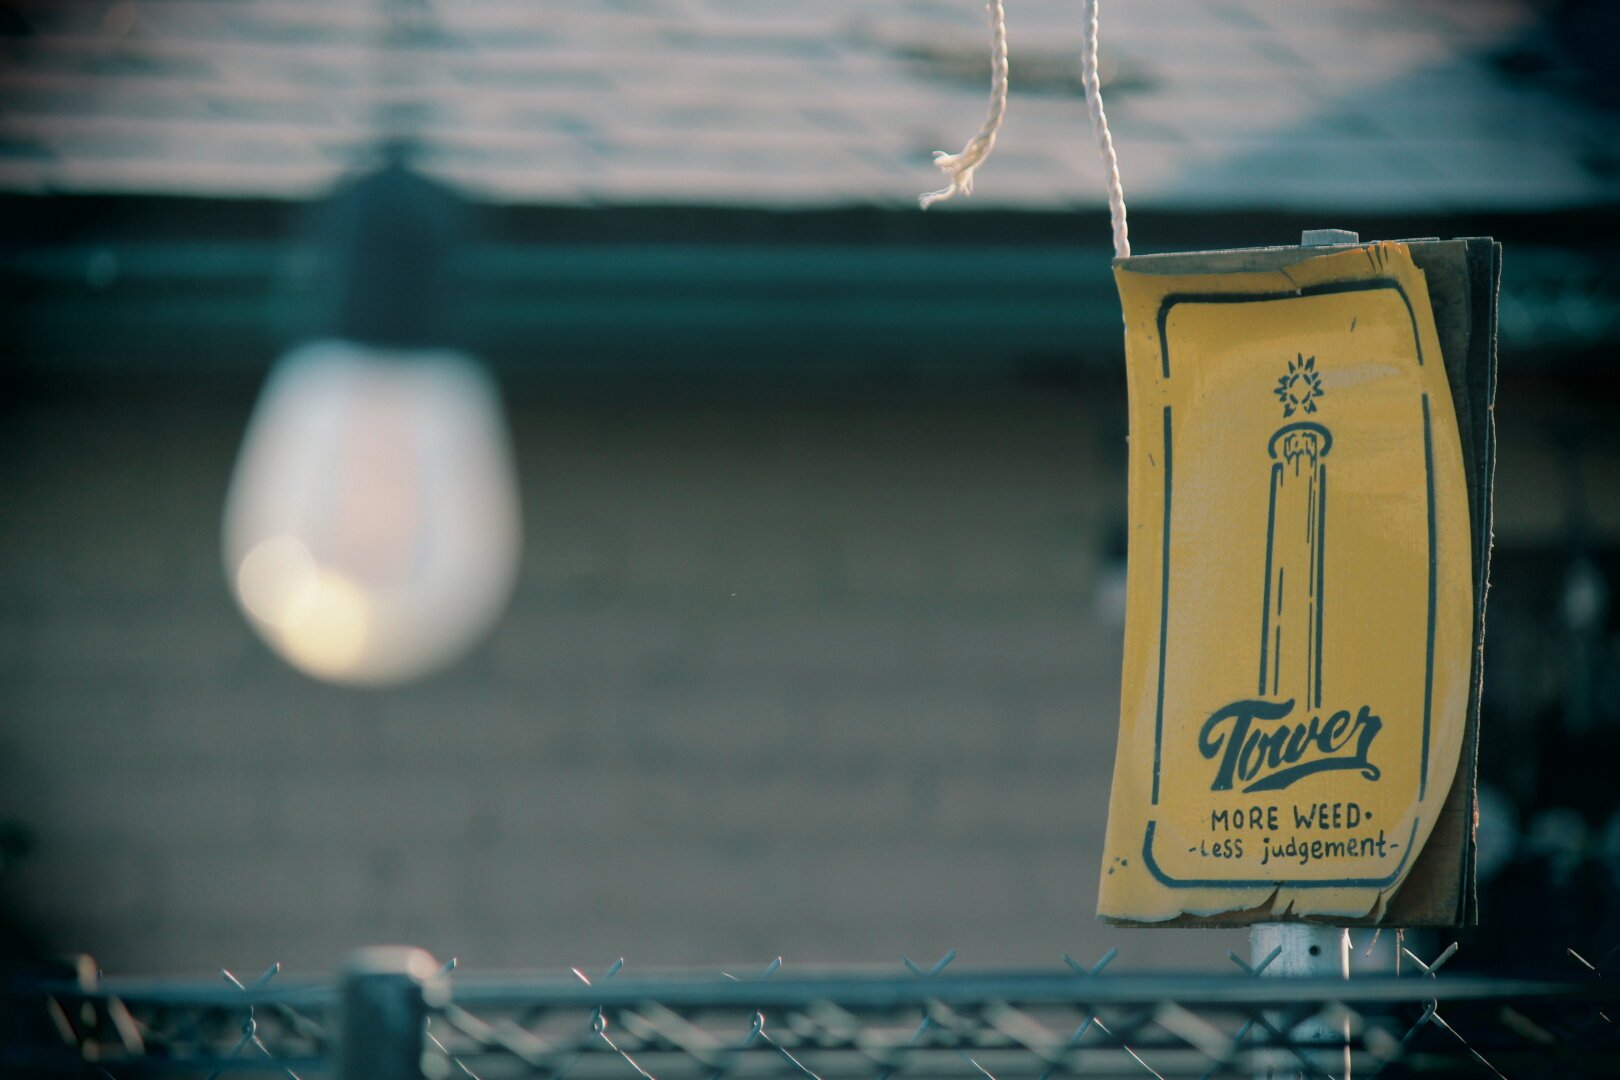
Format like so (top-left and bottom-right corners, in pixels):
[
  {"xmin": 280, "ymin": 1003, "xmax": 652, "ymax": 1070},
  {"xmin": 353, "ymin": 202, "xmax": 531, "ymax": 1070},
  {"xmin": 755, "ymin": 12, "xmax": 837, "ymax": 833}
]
[
  {"xmin": 28, "ymin": 970, "xmax": 1611, "ymax": 1011},
  {"xmin": 3, "ymin": 235, "xmax": 1614, "ymax": 375}
]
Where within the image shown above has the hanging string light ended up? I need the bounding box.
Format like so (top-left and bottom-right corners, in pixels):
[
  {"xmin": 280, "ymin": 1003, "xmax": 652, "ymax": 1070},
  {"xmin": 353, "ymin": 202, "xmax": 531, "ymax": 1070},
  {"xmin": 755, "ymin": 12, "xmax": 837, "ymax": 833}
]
[{"xmin": 222, "ymin": 5, "xmax": 522, "ymax": 687}]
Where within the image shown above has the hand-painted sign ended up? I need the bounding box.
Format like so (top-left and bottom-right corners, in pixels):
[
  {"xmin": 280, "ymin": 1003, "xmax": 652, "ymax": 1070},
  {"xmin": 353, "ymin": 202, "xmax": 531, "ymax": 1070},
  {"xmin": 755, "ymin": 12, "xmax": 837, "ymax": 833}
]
[{"xmin": 1098, "ymin": 241, "xmax": 1497, "ymax": 926}]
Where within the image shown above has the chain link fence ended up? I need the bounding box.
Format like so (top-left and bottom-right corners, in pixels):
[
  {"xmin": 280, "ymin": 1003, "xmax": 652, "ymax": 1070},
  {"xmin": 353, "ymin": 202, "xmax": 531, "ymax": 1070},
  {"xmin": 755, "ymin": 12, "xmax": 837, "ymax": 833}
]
[{"xmin": 5, "ymin": 942, "xmax": 1617, "ymax": 1079}]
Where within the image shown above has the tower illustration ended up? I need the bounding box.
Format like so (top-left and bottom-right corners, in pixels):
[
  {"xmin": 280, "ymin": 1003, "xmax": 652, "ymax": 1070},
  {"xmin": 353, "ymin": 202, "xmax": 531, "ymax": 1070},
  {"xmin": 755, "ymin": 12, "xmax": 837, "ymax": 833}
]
[{"xmin": 1259, "ymin": 355, "xmax": 1330, "ymax": 707}]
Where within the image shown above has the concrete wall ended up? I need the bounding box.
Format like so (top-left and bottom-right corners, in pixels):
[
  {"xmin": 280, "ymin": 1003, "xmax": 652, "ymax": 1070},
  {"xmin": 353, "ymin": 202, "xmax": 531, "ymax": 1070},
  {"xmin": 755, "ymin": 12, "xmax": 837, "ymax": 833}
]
[{"xmin": 2, "ymin": 373, "xmax": 1614, "ymax": 976}]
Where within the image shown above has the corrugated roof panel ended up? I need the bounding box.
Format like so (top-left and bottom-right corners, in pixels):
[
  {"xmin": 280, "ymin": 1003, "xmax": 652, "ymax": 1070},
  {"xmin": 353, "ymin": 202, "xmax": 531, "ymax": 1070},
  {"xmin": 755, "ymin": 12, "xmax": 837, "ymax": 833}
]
[{"xmin": 0, "ymin": 0, "xmax": 1612, "ymax": 208}]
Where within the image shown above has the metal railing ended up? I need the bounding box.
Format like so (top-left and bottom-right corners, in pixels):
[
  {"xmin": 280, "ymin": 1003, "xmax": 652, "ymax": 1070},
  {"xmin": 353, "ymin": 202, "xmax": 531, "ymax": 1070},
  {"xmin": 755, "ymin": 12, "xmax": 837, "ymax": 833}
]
[{"xmin": 5, "ymin": 943, "xmax": 1617, "ymax": 1078}]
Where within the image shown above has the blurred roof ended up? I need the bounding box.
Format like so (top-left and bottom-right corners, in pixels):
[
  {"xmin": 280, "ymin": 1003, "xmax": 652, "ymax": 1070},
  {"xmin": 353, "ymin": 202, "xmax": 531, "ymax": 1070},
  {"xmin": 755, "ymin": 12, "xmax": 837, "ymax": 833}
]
[{"xmin": 1, "ymin": 0, "xmax": 1616, "ymax": 211}]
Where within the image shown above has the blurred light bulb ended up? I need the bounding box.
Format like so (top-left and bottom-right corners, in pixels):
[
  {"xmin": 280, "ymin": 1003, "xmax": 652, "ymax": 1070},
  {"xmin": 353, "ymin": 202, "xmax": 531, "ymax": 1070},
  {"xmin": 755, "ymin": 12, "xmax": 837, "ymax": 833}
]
[{"xmin": 224, "ymin": 340, "xmax": 521, "ymax": 686}]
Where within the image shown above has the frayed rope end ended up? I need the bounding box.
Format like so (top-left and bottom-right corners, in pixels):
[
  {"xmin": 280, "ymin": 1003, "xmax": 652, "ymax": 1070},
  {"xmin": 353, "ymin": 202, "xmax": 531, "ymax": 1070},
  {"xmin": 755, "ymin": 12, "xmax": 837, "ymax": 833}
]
[{"xmin": 918, "ymin": 145, "xmax": 990, "ymax": 210}]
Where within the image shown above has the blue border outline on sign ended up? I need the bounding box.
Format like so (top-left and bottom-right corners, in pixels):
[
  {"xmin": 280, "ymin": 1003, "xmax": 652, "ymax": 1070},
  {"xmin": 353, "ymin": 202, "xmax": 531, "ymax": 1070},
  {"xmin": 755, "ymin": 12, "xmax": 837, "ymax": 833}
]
[
  {"xmin": 1151, "ymin": 404, "xmax": 1172, "ymax": 805},
  {"xmin": 1142, "ymin": 278, "xmax": 1435, "ymax": 887},
  {"xmin": 1155, "ymin": 278, "xmax": 1425, "ymax": 380}
]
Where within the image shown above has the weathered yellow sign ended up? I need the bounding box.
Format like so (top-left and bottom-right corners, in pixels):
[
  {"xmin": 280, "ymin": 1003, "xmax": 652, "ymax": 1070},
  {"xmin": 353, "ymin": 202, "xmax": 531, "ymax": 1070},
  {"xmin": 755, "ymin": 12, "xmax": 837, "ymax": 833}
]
[{"xmin": 1098, "ymin": 242, "xmax": 1477, "ymax": 924}]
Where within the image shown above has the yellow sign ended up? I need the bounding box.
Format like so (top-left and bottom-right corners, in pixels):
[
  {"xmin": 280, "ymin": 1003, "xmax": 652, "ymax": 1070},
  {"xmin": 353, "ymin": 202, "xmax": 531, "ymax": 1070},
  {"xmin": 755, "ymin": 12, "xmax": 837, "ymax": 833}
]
[{"xmin": 1098, "ymin": 243, "xmax": 1474, "ymax": 924}]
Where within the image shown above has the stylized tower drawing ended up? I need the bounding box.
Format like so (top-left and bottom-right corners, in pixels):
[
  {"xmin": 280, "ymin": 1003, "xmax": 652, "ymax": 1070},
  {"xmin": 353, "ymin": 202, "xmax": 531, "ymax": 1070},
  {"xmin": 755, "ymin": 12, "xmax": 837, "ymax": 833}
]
[{"xmin": 1259, "ymin": 355, "xmax": 1330, "ymax": 708}]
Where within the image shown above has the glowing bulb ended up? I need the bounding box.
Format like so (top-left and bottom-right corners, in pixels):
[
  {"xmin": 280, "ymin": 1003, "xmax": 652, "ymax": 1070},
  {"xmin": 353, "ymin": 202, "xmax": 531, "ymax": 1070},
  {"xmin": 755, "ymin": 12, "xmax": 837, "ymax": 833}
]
[{"xmin": 223, "ymin": 340, "xmax": 521, "ymax": 686}]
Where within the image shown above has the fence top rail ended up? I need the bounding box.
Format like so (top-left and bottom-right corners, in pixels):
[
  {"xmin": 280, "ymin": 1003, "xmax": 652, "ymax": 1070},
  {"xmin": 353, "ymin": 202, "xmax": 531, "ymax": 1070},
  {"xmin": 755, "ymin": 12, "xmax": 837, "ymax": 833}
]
[
  {"xmin": 442, "ymin": 971, "xmax": 1614, "ymax": 1010},
  {"xmin": 10, "ymin": 969, "xmax": 1612, "ymax": 1011}
]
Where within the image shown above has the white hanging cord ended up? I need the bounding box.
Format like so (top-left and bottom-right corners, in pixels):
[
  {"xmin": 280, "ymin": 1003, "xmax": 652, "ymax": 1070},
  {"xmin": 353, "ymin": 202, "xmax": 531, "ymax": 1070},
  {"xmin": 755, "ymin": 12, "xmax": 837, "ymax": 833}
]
[
  {"xmin": 918, "ymin": 1, "xmax": 1009, "ymax": 209},
  {"xmin": 1082, "ymin": 0, "xmax": 1130, "ymax": 257}
]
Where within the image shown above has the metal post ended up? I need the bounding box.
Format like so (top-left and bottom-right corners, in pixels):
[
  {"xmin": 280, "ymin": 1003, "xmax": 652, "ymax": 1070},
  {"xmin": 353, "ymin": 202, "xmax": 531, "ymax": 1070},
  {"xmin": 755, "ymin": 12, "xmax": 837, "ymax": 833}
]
[
  {"xmin": 339, "ymin": 946, "xmax": 442, "ymax": 1080},
  {"xmin": 1252, "ymin": 922, "xmax": 1350, "ymax": 1078},
  {"xmin": 1252, "ymin": 922, "xmax": 1350, "ymax": 980}
]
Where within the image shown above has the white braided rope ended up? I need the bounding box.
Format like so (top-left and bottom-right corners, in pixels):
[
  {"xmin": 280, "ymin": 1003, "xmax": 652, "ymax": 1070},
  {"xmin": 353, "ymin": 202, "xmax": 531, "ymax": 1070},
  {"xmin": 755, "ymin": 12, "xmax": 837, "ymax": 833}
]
[
  {"xmin": 918, "ymin": 1, "xmax": 1009, "ymax": 209},
  {"xmin": 1081, "ymin": 0, "xmax": 1130, "ymax": 257}
]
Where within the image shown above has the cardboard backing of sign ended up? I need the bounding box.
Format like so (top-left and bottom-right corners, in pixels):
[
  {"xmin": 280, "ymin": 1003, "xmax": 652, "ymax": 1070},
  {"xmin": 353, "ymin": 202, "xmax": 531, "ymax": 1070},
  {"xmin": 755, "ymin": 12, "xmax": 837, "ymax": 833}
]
[{"xmin": 1097, "ymin": 239, "xmax": 1498, "ymax": 928}]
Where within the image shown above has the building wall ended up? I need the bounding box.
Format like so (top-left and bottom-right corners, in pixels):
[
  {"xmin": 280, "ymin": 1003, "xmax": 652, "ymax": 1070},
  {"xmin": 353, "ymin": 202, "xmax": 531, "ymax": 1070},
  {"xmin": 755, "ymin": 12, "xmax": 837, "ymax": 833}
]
[{"xmin": 2, "ymin": 373, "xmax": 1614, "ymax": 976}]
